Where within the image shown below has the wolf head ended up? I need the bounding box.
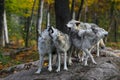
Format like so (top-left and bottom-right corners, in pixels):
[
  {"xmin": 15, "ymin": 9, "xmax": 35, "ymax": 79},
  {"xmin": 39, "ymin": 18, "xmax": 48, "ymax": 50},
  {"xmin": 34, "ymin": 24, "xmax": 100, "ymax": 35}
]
[
  {"xmin": 91, "ymin": 26, "xmax": 108, "ymax": 40},
  {"xmin": 40, "ymin": 27, "xmax": 52, "ymax": 39},
  {"xmin": 66, "ymin": 19, "xmax": 81, "ymax": 31},
  {"xmin": 48, "ymin": 26, "xmax": 59, "ymax": 40}
]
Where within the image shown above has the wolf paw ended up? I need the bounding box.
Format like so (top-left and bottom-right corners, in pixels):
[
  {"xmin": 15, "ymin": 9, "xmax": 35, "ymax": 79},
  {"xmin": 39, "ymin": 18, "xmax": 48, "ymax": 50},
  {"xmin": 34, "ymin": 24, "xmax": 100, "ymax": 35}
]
[
  {"xmin": 35, "ymin": 70, "xmax": 41, "ymax": 74},
  {"xmin": 68, "ymin": 61, "xmax": 73, "ymax": 66},
  {"xmin": 64, "ymin": 66, "xmax": 68, "ymax": 71},
  {"xmin": 93, "ymin": 61, "xmax": 97, "ymax": 65},
  {"xmin": 48, "ymin": 67, "xmax": 52, "ymax": 72},
  {"xmin": 81, "ymin": 57, "xmax": 85, "ymax": 62},
  {"xmin": 84, "ymin": 63, "xmax": 88, "ymax": 66},
  {"xmin": 56, "ymin": 68, "xmax": 60, "ymax": 72},
  {"xmin": 97, "ymin": 54, "xmax": 100, "ymax": 57}
]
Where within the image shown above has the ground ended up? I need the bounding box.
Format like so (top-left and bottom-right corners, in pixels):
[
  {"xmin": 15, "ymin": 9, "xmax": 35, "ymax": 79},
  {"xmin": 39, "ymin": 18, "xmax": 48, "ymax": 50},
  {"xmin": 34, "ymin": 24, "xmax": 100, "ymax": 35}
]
[
  {"xmin": 0, "ymin": 43, "xmax": 120, "ymax": 80},
  {"xmin": 0, "ymin": 56, "xmax": 120, "ymax": 80}
]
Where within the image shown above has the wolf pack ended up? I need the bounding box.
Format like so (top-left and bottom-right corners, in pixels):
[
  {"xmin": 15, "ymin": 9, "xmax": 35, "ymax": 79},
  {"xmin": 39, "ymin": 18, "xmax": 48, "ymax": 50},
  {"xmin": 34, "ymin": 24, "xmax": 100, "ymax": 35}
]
[{"xmin": 35, "ymin": 19, "xmax": 108, "ymax": 74}]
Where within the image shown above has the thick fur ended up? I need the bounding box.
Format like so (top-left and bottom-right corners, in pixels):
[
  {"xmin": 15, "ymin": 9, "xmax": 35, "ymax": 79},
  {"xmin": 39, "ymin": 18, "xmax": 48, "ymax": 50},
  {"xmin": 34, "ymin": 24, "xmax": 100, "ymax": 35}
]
[
  {"xmin": 35, "ymin": 27, "xmax": 55, "ymax": 74},
  {"xmin": 66, "ymin": 20, "xmax": 108, "ymax": 65},
  {"xmin": 48, "ymin": 27, "xmax": 71, "ymax": 72},
  {"xmin": 66, "ymin": 20, "xmax": 106, "ymax": 56}
]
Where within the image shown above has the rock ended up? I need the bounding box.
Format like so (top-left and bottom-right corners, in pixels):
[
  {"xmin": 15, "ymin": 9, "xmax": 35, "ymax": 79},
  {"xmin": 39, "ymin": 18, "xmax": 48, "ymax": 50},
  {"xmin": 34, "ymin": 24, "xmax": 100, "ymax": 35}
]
[
  {"xmin": 1, "ymin": 46, "xmax": 120, "ymax": 80},
  {"xmin": 1, "ymin": 57, "xmax": 120, "ymax": 80},
  {"xmin": 99, "ymin": 47, "xmax": 120, "ymax": 57},
  {"xmin": 82, "ymin": 63, "xmax": 119, "ymax": 80}
]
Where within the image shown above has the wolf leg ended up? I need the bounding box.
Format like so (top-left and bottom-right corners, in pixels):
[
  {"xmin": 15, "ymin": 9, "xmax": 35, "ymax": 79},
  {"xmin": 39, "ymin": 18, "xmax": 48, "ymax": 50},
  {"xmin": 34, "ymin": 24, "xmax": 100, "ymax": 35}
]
[
  {"xmin": 64, "ymin": 52, "xmax": 68, "ymax": 70},
  {"xmin": 48, "ymin": 53, "xmax": 52, "ymax": 72},
  {"xmin": 35, "ymin": 53, "xmax": 44, "ymax": 74},
  {"xmin": 83, "ymin": 49, "xmax": 97, "ymax": 65},
  {"xmin": 84, "ymin": 55, "xmax": 89, "ymax": 66},
  {"xmin": 81, "ymin": 51, "xmax": 86, "ymax": 62},
  {"xmin": 97, "ymin": 41, "xmax": 100, "ymax": 57},
  {"xmin": 68, "ymin": 49, "xmax": 73, "ymax": 65},
  {"xmin": 56, "ymin": 52, "xmax": 61, "ymax": 72}
]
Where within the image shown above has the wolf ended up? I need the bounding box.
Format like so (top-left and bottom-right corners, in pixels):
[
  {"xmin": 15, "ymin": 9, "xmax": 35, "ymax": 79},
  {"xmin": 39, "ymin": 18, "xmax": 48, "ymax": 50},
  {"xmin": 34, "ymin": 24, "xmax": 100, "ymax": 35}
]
[
  {"xmin": 35, "ymin": 27, "xmax": 55, "ymax": 74},
  {"xmin": 66, "ymin": 20, "xmax": 108, "ymax": 65},
  {"xmin": 66, "ymin": 19, "xmax": 106, "ymax": 57},
  {"xmin": 80, "ymin": 21, "xmax": 106, "ymax": 57},
  {"xmin": 48, "ymin": 26, "xmax": 71, "ymax": 72}
]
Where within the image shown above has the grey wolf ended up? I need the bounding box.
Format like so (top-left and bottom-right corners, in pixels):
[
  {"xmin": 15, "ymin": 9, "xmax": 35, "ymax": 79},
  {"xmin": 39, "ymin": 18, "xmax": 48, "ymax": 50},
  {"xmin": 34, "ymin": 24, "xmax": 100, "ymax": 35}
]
[
  {"xmin": 48, "ymin": 26, "xmax": 71, "ymax": 72},
  {"xmin": 35, "ymin": 27, "xmax": 55, "ymax": 74},
  {"xmin": 67, "ymin": 20, "xmax": 106, "ymax": 57},
  {"xmin": 66, "ymin": 20, "xmax": 108, "ymax": 65}
]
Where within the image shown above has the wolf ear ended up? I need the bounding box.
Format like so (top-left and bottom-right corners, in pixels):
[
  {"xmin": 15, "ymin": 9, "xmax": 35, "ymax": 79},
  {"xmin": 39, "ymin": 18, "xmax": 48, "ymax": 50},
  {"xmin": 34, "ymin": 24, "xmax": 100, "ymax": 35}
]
[
  {"xmin": 75, "ymin": 22, "xmax": 80, "ymax": 26},
  {"xmin": 48, "ymin": 26, "xmax": 54, "ymax": 33}
]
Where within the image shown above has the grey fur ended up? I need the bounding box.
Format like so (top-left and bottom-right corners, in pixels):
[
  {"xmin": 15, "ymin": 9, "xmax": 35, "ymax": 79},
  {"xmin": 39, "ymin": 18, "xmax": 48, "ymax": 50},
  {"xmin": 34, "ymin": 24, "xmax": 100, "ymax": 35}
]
[
  {"xmin": 48, "ymin": 27, "xmax": 71, "ymax": 72},
  {"xmin": 35, "ymin": 27, "xmax": 55, "ymax": 74},
  {"xmin": 66, "ymin": 20, "xmax": 108, "ymax": 65}
]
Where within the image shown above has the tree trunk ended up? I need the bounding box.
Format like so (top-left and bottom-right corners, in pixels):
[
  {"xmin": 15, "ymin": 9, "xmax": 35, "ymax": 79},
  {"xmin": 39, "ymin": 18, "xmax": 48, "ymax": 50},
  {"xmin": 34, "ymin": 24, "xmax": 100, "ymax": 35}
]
[
  {"xmin": 84, "ymin": 1, "xmax": 88, "ymax": 22},
  {"xmin": 94, "ymin": 13, "xmax": 98, "ymax": 25},
  {"xmin": 93, "ymin": 1, "xmax": 99, "ymax": 25},
  {"xmin": 70, "ymin": 0, "xmax": 75, "ymax": 19},
  {"xmin": 76, "ymin": 0, "xmax": 84, "ymax": 20},
  {"xmin": 0, "ymin": 0, "xmax": 5, "ymax": 47},
  {"xmin": 114, "ymin": 18, "xmax": 117, "ymax": 42},
  {"xmin": 29, "ymin": 0, "xmax": 36, "ymax": 31},
  {"xmin": 25, "ymin": 0, "xmax": 36, "ymax": 47},
  {"xmin": 36, "ymin": 0, "xmax": 44, "ymax": 47},
  {"xmin": 36, "ymin": 0, "xmax": 41, "ymax": 47},
  {"xmin": 106, "ymin": 1, "xmax": 115, "ymax": 42},
  {"xmin": 4, "ymin": 10, "xmax": 9, "ymax": 44},
  {"xmin": 46, "ymin": 4, "xmax": 50, "ymax": 27},
  {"xmin": 55, "ymin": 0, "xmax": 70, "ymax": 33},
  {"xmin": 25, "ymin": 17, "xmax": 30, "ymax": 47},
  {"xmin": 36, "ymin": 0, "xmax": 44, "ymax": 35},
  {"xmin": 108, "ymin": 1, "xmax": 115, "ymax": 32}
]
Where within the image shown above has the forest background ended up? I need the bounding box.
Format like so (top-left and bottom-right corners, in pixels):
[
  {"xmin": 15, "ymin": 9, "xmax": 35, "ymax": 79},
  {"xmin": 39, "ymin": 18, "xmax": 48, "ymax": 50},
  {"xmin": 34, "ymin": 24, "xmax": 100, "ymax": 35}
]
[{"xmin": 0, "ymin": 0, "xmax": 120, "ymax": 72}]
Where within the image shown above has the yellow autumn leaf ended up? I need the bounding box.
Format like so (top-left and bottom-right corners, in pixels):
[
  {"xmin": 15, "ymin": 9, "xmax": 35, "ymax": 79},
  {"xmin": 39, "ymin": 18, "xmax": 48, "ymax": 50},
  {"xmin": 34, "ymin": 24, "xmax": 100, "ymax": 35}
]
[
  {"xmin": 44, "ymin": 62, "xmax": 48, "ymax": 66},
  {"xmin": 47, "ymin": 0, "xmax": 54, "ymax": 4}
]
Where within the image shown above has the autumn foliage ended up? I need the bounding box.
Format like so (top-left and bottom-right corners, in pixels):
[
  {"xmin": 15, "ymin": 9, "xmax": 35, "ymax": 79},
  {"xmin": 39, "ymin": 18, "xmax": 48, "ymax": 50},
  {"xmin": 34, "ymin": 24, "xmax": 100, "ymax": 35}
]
[{"xmin": 0, "ymin": 0, "xmax": 120, "ymax": 74}]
